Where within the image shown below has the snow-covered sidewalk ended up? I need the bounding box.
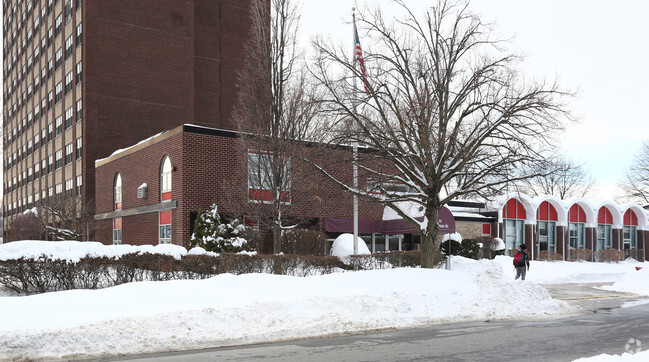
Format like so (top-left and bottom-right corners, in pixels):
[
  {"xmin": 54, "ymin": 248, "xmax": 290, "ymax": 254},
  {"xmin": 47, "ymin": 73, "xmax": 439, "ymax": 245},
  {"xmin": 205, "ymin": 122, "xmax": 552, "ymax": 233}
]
[{"xmin": 0, "ymin": 241, "xmax": 647, "ymax": 360}]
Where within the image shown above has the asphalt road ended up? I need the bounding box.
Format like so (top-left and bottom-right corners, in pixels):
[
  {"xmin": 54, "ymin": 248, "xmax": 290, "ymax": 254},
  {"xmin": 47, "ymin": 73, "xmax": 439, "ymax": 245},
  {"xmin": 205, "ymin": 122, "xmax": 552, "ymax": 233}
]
[{"xmin": 109, "ymin": 283, "xmax": 649, "ymax": 362}]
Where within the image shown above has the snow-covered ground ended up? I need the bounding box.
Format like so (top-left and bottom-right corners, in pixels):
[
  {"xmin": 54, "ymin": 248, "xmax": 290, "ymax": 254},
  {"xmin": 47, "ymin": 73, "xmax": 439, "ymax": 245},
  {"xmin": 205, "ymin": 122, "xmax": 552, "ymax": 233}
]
[{"xmin": 0, "ymin": 241, "xmax": 648, "ymax": 361}]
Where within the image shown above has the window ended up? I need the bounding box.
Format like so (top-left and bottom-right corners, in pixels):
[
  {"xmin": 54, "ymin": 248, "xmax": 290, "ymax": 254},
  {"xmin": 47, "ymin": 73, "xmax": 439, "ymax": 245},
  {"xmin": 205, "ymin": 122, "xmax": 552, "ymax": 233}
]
[
  {"xmin": 159, "ymin": 211, "xmax": 171, "ymax": 244},
  {"xmin": 247, "ymin": 151, "xmax": 291, "ymax": 203},
  {"xmin": 28, "ymin": 168, "xmax": 33, "ymax": 183},
  {"xmin": 160, "ymin": 156, "xmax": 172, "ymax": 200},
  {"xmin": 55, "ymin": 47, "xmax": 62, "ymax": 69},
  {"xmin": 64, "ymin": 35, "xmax": 72, "ymax": 59},
  {"xmin": 47, "ymin": 58, "xmax": 52, "ymax": 78},
  {"xmin": 65, "ymin": 71, "xmax": 73, "ymax": 94},
  {"xmin": 55, "ymin": 82, "xmax": 62, "ymax": 103},
  {"xmin": 114, "ymin": 173, "xmax": 122, "ymax": 210},
  {"xmin": 537, "ymin": 221, "xmax": 556, "ymax": 253},
  {"xmin": 47, "ymin": 155, "xmax": 53, "ymax": 173},
  {"xmin": 76, "ymin": 0, "xmax": 81, "ymax": 9},
  {"xmin": 568, "ymin": 223, "xmax": 585, "ymax": 249},
  {"xmin": 55, "ymin": 183, "xmax": 63, "ymax": 195},
  {"xmin": 55, "ymin": 149, "xmax": 62, "ymax": 169},
  {"xmin": 75, "ymin": 23, "xmax": 82, "ymax": 45},
  {"xmin": 33, "ymin": 76, "xmax": 39, "ymax": 95},
  {"xmin": 55, "ymin": 14, "xmax": 62, "ymax": 37},
  {"xmin": 75, "ymin": 137, "xmax": 82, "ymax": 159},
  {"xmin": 76, "ymin": 99, "xmax": 82, "ymax": 121},
  {"xmin": 113, "ymin": 218, "xmax": 122, "ymax": 245},
  {"xmin": 623, "ymin": 226, "xmax": 637, "ymax": 250},
  {"xmin": 64, "ymin": 1, "xmax": 72, "ymax": 23},
  {"xmin": 504, "ymin": 219, "xmax": 524, "ymax": 251},
  {"xmin": 65, "ymin": 106, "xmax": 73, "ymax": 128},
  {"xmin": 76, "ymin": 175, "xmax": 82, "ymax": 195},
  {"xmin": 65, "ymin": 142, "xmax": 73, "ymax": 164},
  {"xmin": 597, "ymin": 224, "xmax": 612, "ymax": 250},
  {"xmin": 75, "ymin": 61, "xmax": 81, "ymax": 83},
  {"xmin": 65, "ymin": 178, "xmax": 73, "ymax": 196},
  {"xmin": 55, "ymin": 116, "xmax": 62, "ymax": 135},
  {"xmin": 47, "ymin": 26, "xmax": 52, "ymax": 46},
  {"xmin": 41, "ymin": 128, "xmax": 47, "ymax": 145}
]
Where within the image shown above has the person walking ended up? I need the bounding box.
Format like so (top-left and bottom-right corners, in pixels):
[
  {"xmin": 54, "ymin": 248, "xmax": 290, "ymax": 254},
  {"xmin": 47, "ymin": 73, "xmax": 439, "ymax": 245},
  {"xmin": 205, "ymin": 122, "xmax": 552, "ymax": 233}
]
[{"xmin": 513, "ymin": 244, "xmax": 530, "ymax": 280}]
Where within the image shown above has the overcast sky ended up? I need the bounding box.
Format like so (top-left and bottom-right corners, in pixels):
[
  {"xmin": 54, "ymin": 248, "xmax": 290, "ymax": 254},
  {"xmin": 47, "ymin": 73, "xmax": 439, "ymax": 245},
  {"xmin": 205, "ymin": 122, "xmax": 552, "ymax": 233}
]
[{"xmin": 301, "ymin": 0, "xmax": 649, "ymax": 202}]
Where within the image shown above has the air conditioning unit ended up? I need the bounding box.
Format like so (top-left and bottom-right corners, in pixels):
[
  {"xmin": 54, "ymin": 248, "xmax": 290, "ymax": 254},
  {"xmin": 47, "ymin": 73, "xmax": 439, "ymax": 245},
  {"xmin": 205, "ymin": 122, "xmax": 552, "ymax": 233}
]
[{"xmin": 137, "ymin": 183, "xmax": 148, "ymax": 200}]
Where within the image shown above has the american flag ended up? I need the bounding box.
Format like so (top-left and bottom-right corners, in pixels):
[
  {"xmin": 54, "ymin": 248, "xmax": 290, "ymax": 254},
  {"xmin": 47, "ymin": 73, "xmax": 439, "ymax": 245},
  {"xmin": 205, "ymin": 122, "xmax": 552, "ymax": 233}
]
[{"xmin": 354, "ymin": 22, "xmax": 370, "ymax": 94}]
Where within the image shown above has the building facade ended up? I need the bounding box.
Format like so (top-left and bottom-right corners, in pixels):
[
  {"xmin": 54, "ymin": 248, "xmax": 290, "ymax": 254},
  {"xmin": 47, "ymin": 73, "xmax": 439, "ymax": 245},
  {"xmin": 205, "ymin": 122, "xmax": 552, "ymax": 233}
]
[
  {"xmin": 499, "ymin": 194, "xmax": 648, "ymax": 262},
  {"xmin": 93, "ymin": 124, "xmax": 389, "ymax": 250},
  {"xmin": 3, "ymin": 0, "xmax": 253, "ymax": 239}
]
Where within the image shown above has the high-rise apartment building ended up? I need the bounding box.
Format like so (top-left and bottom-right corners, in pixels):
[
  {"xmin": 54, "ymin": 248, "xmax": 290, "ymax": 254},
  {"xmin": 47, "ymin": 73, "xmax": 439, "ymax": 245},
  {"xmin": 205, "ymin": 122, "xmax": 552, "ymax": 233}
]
[{"xmin": 2, "ymin": 0, "xmax": 252, "ymax": 239}]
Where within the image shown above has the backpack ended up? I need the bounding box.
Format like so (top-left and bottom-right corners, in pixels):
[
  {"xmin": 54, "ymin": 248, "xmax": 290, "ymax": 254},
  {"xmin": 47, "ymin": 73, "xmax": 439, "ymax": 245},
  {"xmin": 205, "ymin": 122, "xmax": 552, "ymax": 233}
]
[{"xmin": 513, "ymin": 252, "xmax": 526, "ymax": 267}]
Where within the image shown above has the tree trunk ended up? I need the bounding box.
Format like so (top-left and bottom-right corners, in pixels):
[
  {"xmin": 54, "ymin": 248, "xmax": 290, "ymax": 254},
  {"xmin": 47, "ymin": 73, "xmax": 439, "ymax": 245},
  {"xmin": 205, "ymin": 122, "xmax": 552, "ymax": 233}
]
[
  {"xmin": 272, "ymin": 224, "xmax": 282, "ymax": 274},
  {"xmin": 421, "ymin": 206, "xmax": 440, "ymax": 268}
]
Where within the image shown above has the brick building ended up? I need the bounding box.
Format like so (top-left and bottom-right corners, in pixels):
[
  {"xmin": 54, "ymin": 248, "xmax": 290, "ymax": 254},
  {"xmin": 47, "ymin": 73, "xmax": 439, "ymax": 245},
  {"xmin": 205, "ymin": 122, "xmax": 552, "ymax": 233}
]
[
  {"xmin": 2, "ymin": 0, "xmax": 253, "ymax": 239},
  {"xmin": 93, "ymin": 124, "xmax": 391, "ymax": 249}
]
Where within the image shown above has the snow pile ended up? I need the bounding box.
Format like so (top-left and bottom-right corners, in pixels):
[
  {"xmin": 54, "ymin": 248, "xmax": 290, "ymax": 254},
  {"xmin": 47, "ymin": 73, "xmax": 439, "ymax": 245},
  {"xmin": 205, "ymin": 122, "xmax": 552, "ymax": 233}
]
[
  {"xmin": 600, "ymin": 266, "xmax": 649, "ymax": 296},
  {"xmin": 0, "ymin": 240, "xmax": 188, "ymax": 262},
  {"xmin": 0, "ymin": 256, "xmax": 572, "ymax": 360},
  {"xmin": 492, "ymin": 256, "xmax": 648, "ymax": 284},
  {"xmin": 329, "ymin": 233, "xmax": 371, "ymax": 256},
  {"xmin": 575, "ymin": 350, "xmax": 649, "ymax": 361},
  {"xmin": 442, "ymin": 232, "xmax": 462, "ymax": 242}
]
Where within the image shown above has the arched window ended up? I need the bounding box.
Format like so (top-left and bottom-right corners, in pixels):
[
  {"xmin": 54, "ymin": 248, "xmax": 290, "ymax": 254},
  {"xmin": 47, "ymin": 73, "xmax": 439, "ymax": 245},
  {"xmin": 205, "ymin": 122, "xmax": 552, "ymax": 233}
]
[
  {"xmin": 597, "ymin": 207, "xmax": 613, "ymax": 250},
  {"xmin": 537, "ymin": 201, "xmax": 558, "ymax": 253},
  {"xmin": 503, "ymin": 198, "xmax": 526, "ymax": 251},
  {"xmin": 113, "ymin": 173, "xmax": 122, "ymax": 245},
  {"xmin": 159, "ymin": 156, "xmax": 172, "ymax": 244},
  {"xmin": 568, "ymin": 204, "xmax": 587, "ymax": 250},
  {"xmin": 114, "ymin": 173, "xmax": 122, "ymax": 210},
  {"xmin": 160, "ymin": 156, "xmax": 172, "ymax": 201},
  {"xmin": 623, "ymin": 209, "xmax": 638, "ymax": 250}
]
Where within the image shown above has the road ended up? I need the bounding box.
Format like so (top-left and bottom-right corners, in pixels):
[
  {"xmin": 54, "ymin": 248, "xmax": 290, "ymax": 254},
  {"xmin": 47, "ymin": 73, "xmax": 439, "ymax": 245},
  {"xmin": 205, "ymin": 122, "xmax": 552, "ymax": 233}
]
[{"xmin": 109, "ymin": 283, "xmax": 649, "ymax": 362}]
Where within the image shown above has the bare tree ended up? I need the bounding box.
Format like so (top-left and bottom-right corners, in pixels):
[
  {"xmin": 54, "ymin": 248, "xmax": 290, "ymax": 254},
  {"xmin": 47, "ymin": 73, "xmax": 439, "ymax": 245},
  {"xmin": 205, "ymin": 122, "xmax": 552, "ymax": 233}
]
[
  {"xmin": 619, "ymin": 140, "xmax": 649, "ymax": 204},
  {"xmin": 235, "ymin": 0, "xmax": 320, "ymax": 255},
  {"xmin": 517, "ymin": 158, "xmax": 595, "ymax": 199},
  {"xmin": 312, "ymin": 0, "xmax": 572, "ymax": 267},
  {"xmin": 37, "ymin": 195, "xmax": 95, "ymax": 241}
]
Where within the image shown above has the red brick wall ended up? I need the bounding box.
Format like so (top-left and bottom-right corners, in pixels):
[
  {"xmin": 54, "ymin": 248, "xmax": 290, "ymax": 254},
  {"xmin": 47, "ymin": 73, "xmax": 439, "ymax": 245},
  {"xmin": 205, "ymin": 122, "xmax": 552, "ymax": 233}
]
[
  {"xmin": 84, "ymin": 0, "xmax": 252, "ymax": 215},
  {"xmin": 95, "ymin": 127, "xmax": 386, "ymax": 247}
]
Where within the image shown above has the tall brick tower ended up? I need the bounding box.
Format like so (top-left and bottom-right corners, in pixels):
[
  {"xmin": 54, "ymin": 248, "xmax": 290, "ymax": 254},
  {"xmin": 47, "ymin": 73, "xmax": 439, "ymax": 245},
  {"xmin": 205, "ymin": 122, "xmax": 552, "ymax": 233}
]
[{"xmin": 2, "ymin": 0, "xmax": 252, "ymax": 239}]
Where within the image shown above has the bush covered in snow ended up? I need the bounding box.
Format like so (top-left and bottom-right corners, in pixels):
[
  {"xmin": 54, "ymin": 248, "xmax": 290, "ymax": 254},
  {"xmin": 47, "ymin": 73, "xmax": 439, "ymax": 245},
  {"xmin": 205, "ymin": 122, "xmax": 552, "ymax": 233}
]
[{"xmin": 189, "ymin": 204, "xmax": 253, "ymax": 253}]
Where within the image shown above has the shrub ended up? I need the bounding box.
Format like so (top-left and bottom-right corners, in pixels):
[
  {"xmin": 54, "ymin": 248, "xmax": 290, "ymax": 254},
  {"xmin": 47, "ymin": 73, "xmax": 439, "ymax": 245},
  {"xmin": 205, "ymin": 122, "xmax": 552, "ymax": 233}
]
[
  {"xmin": 189, "ymin": 204, "xmax": 253, "ymax": 253},
  {"xmin": 281, "ymin": 229, "xmax": 328, "ymax": 256},
  {"xmin": 459, "ymin": 239, "xmax": 481, "ymax": 260},
  {"xmin": 439, "ymin": 239, "xmax": 462, "ymax": 256}
]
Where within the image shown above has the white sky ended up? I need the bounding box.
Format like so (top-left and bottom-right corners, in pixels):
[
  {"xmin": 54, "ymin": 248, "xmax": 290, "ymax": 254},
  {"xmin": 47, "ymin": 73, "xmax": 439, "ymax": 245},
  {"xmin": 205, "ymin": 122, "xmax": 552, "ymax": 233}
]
[{"xmin": 300, "ymin": 0, "xmax": 649, "ymax": 202}]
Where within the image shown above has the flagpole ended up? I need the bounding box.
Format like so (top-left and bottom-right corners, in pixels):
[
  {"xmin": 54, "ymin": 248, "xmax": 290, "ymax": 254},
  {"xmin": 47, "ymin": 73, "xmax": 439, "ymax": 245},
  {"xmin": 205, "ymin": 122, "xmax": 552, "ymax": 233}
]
[{"xmin": 352, "ymin": 8, "xmax": 359, "ymax": 255}]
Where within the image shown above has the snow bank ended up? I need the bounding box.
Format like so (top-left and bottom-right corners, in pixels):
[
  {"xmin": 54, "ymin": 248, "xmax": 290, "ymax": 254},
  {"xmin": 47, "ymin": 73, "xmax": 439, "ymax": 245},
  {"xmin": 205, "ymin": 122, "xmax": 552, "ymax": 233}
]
[
  {"xmin": 329, "ymin": 233, "xmax": 371, "ymax": 256},
  {"xmin": 600, "ymin": 266, "xmax": 649, "ymax": 296},
  {"xmin": 0, "ymin": 240, "xmax": 188, "ymax": 262},
  {"xmin": 574, "ymin": 350, "xmax": 649, "ymax": 361},
  {"xmin": 492, "ymin": 256, "xmax": 649, "ymax": 284},
  {"xmin": 0, "ymin": 257, "xmax": 572, "ymax": 360}
]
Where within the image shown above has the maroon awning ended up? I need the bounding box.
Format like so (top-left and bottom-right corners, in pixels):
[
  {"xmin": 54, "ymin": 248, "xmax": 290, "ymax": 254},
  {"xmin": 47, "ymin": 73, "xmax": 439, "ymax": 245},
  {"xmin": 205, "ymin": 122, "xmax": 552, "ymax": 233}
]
[{"xmin": 323, "ymin": 206, "xmax": 455, "ymax": 234}]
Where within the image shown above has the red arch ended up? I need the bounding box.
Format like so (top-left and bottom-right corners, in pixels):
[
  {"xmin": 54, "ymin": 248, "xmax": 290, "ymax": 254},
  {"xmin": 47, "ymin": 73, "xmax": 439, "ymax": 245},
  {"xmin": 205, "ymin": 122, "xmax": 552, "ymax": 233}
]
[
  {"xmin": 537, "ymin": 201, "xmax": 558, "ymax": 221},
  {"xmin": 598, "ymin": 207, "xmax": 613, "ymax": 225},
  {"xmin": 624, "ymin": 209, "xmax": 638, "ymax": 226},
  {"xmin": 569, "ymin": 204, "xmax": 587, "ymax": 223},
  {"xmin": 504, "ymin": 198, "xmax": 526, "ymax": 219}
]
